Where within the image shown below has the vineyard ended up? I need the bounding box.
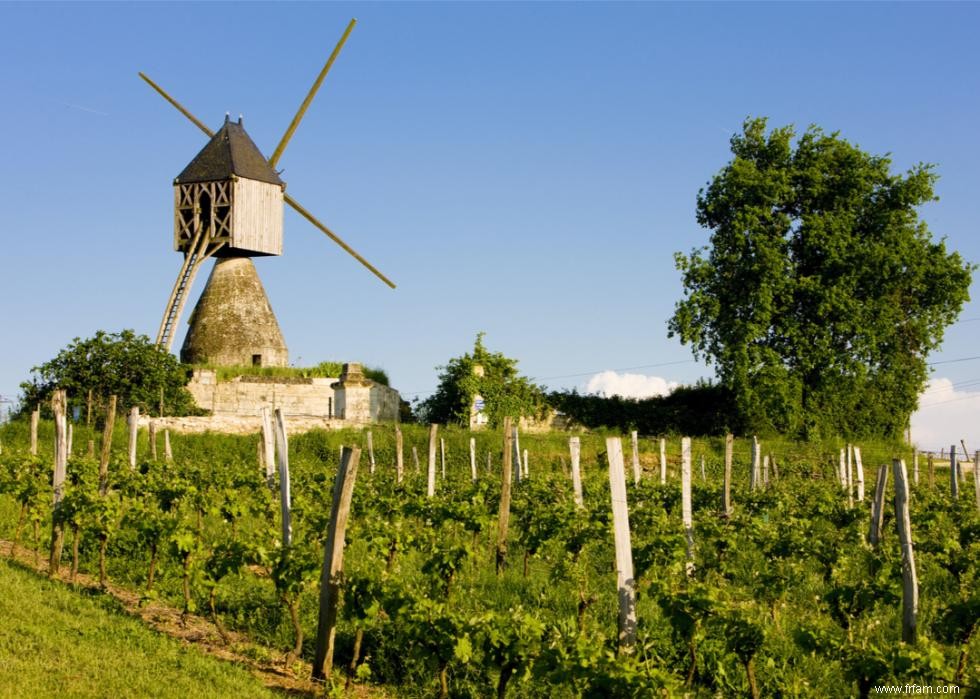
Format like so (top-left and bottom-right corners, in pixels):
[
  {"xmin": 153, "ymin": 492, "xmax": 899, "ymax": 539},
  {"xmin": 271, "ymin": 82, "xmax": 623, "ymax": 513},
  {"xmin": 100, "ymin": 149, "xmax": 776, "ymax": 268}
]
[{"xmin": 1, "ymin": 414, "xmax": 978, "ymax": 698}]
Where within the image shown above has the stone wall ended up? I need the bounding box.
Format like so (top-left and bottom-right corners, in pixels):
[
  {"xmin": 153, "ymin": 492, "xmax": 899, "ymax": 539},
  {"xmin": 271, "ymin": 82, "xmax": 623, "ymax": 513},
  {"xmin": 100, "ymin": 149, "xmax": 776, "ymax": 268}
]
[{"xmin": 187, "ymin": 365, "xmax": 400, "ymax": 423}]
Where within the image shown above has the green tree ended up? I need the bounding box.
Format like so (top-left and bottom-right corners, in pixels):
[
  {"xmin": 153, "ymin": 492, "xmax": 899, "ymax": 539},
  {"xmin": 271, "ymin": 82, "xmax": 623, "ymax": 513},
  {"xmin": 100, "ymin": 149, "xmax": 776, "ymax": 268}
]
[
  {"xmin": 418, "ymin": 333, "xmax": 546, "ymax": 428},
  {"xmin": 19, "ymin": 329, "xmax": 199, "ymax": 419},
  {"xmin": 669, "ymin": 118, "xmax": 972, "ymax": 439}
]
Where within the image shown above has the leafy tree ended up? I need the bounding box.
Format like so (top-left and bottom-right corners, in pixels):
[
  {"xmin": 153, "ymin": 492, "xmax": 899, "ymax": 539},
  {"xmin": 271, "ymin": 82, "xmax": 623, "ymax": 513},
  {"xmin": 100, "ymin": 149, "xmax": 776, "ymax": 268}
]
[
  {"xmin": 669, "ymin": 118, "xmax": 973, "ymax": 439},
  {"xmin": 418, "ymin": 333, "xmax": 546, "ymax": 428},
  {"xmin": 19, "ymin": 329, "xmax": 199, "ymax": 419}
]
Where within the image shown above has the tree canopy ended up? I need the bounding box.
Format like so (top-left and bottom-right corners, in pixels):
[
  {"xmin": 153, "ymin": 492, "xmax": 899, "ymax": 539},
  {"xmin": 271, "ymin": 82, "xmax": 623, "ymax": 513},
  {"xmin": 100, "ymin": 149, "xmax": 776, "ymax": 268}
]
[
  {"xmin": 669, "ymin": 118, "xmax": 973, "ymax": 439},
  {"xmin": 20, "ymin": 330, "xmax": 199, "ymax": 420},
  {"xmin": 418, "ymin": 333, "xmax": 546, "ymax": 428}
]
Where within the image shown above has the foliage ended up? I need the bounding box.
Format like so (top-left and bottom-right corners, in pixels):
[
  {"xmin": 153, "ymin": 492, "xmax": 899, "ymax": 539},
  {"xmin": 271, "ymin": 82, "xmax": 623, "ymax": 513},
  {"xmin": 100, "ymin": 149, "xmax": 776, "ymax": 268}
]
[
  {"xmin": 669, "ymin": 118, "xmax": 973, "ymax": 439},
  {"xmin": 548, "ymin": 381, "xmax": 741, "ymax": 435},
  {"xmin": 203, "ymin": 361, "xmax": 389, "ymax": 386},
  {"xmin": 417, "ymin": 333, "xmax": 547, "ymax": 428},
  {"xmin": 19, "ymin": 330, "xmax": 199, "ymax": 418}
]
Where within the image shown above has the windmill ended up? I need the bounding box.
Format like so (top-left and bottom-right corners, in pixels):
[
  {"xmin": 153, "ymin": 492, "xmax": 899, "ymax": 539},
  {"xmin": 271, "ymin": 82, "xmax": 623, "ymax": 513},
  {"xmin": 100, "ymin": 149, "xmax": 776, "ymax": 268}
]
[{"xmin": 143, "ymin": 19, "xmax": 394, "ymax": 367}]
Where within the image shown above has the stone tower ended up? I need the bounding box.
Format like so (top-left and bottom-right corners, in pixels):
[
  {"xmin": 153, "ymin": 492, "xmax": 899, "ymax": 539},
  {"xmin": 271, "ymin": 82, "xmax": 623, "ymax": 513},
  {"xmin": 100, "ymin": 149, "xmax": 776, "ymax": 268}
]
[{"xmin": 180, "ymin": 257, "xmax": 288, "ymax": 367}]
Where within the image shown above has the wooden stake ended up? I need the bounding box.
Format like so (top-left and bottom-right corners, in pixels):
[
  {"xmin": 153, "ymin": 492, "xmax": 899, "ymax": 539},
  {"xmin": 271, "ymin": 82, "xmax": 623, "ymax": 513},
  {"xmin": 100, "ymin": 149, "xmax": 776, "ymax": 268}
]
[
  {"xmin": 845, "ymin": 445, "xmax": 854, "ymax": 508},
  {"xmin": 49, "ymin": 390, "xmax": 68, "ymax": 575},
  {"xmin": 928, "ymin": 454, "xmax": 935, "ymax": 489},
  {"xmin": 149, "ymin": 421, "xmax": 157, "ymax": 461},
  {"xmin": 163, "ymin": 429, "xmax": 173, "ymax": 462},
  {"xmin": 893, "ymin": 458, "xmax": 918, "ymax": 644},
  {"xmin": 912, "ymin": 450, "xmax": 919, "ymax": 486},
  {"xmin": 854, "ymin": 446, "xmax": 865, "ymax": 502},
  {"xmin": 630, "ymin": 430, "xmax": 640, "ymax": 485},
  {"xmin": 366, "ymin": 430, "xmax": 375, "ymax": 474},
  {"xmin": 570, "ymin": 436, "xmax": 584, "ymax": 508},
  {"xmin": 427, "ymin": 424, "xmax": 438, "ymax": 497},
  {"xmin": 273, "ymin": 409, "xmax": 292, "ymax": 547},
  {"xmin": 512, "ymin": 425, "xmax": 522, "ymax": 483},
  {"xmin": 681, "ymin": 437, "xmax": 694, "ymax": 576},
  {"xmin": 395, "ymin": 426, "xmax": 404, "ymax": 484},
  {"xmin": 762, "ymin": 454, "xmax": 769, "ymax": 488},
  {"xmin": 496, "ymin": 417, "xmax": 514, "ymax": 574},
  {"xmin": 700, "ymin": 454, "xmax": 706, "ymax": 482},
  {"xmin": 975, "ymin": 450, "xmax": 980, "ymax": 511},
  {"xmin": 523, "ymin": 449, "xmax": 529, "ymax": 480},
  {"xmin": 98, "ymin": 395, "xmax": 117, "ymax": 495},
  {"xmin": 606, "ymin": 437, "xmax": 637, "ymax": 653},
  {"xmin": 750, "ymin": 436, "xmax": 761, "ymax": 491},
  {"xmin": 67, "ymin": 423, "xmax": 73, "ymax": 457},
  {"xmin": 86, "ymin": 439, "xmax": 94, "ymax": 458},
  {"xmin": 440, "ymin": 437, "xmax": 446, "ymax": 480},
  {"xmin": 469, "ymin": 437, "xmax": 477, "ymax": 482},
  {"xmin": 723, "ymin": 434, "xmax": 733, "ymax": 517},
  {"xmin": 311, "ymin": 446, "xmax": 361, "ymax": 681},
  {"xmin": 127, "ymin": 407, "xmax": 139, "ymax": 469},
  {"xmin": 659, "ymin": 437, "xmax": 667, "ymax": 484},
  {"xmin": 30, "ymin": 409, "xmax": 39, "ymax": 456},
  {"xmin": 869, "ymin": 465, "xmax": 888, "ymax": 546},
  {"xmin": 950, "ymin": 443, "xmax": 959, "ymax": 499},
  {"xmin": 261, "ymin": 408, "xmax": 276, "ymax": 487},
  {"xmin": 412, "ymin": 446, "xmax": 420, "ymax": 472}
]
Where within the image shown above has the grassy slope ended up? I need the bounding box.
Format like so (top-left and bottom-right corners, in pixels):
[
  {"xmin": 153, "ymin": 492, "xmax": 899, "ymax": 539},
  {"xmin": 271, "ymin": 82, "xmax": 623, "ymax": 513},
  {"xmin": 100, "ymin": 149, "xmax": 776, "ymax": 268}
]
[{"xmin": 0, "ymin": 558, "xmax": 280, "ymax": 699}]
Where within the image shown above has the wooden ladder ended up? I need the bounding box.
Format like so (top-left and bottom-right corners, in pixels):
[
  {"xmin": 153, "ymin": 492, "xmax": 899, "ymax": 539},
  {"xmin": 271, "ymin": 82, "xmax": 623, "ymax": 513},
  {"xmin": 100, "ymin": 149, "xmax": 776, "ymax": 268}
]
[{"xmin": 155, "ymin": 231, "xmax": 221, "ymax": 351}]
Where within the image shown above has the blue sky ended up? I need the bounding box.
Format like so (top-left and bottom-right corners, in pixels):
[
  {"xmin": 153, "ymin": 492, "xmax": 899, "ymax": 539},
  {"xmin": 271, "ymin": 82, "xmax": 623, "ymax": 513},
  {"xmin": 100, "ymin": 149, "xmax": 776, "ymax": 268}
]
[{"xmin": 1, "ymin": 2, "xmax": 978, "ymax": 451}]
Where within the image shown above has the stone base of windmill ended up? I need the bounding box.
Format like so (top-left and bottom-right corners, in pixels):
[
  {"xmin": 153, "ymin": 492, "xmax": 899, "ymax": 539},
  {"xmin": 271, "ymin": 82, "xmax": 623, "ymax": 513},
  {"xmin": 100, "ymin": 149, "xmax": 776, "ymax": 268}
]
[{"xmin": 173, "ymin": 362, "xmax": 401, "ymax": 433}]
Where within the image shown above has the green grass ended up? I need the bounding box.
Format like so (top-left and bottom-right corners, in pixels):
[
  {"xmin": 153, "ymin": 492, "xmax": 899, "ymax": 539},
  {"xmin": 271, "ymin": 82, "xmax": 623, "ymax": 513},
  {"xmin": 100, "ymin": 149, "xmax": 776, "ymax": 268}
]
[{"xmin": 0, "ymin": 558, "xmax": 281, "ymax": 699}]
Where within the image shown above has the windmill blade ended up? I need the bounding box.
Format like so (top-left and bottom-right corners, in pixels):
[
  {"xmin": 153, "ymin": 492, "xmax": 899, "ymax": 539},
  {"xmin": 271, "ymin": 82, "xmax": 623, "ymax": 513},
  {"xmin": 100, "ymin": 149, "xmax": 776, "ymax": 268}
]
[
  {"xmin": 138, "ymin": 72, "xmax": 214, "ymax": 138},
  {"xmin": 284, "ymin": 193, "xmax": 396, "ymax": 289},
  {"xmin": 269, "ymin": 18, "xmax": 357, "ymax": 168},
  {"xmin": 139, "ymin": 65, "xmax": 396, "ymax": 289}
]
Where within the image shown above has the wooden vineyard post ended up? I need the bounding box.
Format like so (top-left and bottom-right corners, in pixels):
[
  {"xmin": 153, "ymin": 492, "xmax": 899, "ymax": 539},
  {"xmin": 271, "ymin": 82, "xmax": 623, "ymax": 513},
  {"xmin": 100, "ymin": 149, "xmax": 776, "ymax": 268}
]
[
  {"xmin": 412, "ymin": 446, "xmax": 420, "ymax": 472},
  {"xmin": 273, "ymin": 409, "xmax": 292, "ymax": 547},
  {"xmin": 838, "ymin": 448, "xmax": 847, "ymax": 490},
  {"xmin": 98, "ymin": 395, "xmax": 117, "ymax": 495},
  {"xmin": 164, "ymin": 429, "xmax": 173, "ymax": 462},
  {"xmin": 366, "ymin": 430, "xmax": 375, "ymax": 474},
  {"xmin": 630, "ymin": 430, "xmax": 641, "ymax": 485},
  {"xmin": 975, "ymin": 450, "xmax": 980, "ymax": 511},
  {"xmin": 854, "ymin": 446, "xmax": 865, "ymax": 502},
  {"xmin": 261, "ymin": 407, "xmax": 276, "ymax": 487},
  {"xmin": 30, "ymin": 408, "xmax": 39, "ymax": 456},
  {"xmin": 659, "ymin": 438, "xmax": 667, "ymax": 484},
  {"xmin": 762, "ymin": 455, "xmax": 770, "ymax": 488},
  {"xmin": 67, "ymin": 423, "xmax": 73, "ymax": 457},
  {"xmin": 312, "ymin": 446, "xmax": 361, "ymax": 681},
  {"xmin": 893, "ymin": 458, "xmax": 918, "ymax": 644},
  {"xmin": 86, "ymin": 439, "xmax": 94, "ymax": 458},
  {"xmin": 846, "ymin": 445, "xmax": 854, "ymax": 508},
  {"xmin": 469, "ymin": 437, "xmax": 477, "ymax": 482},
  {"xmin": 395, "ymin": 426, "xmax": 404, "ymax": 484},
  {"xmin": 913, "ymin": 450, "xmax": 919, "ymax": 486},
  {"xmin": 148, "ymin": 421, "xmax": 157, "ymax": 461},
  {"xmin": 496, "ymin": 417, "xmax": 514, "ymax": 574},
  {"xmin": 950, "ymin": 444, "xmax": 959, "ymax": 499},
  {"xmin": 869, "ymin": 465, "xmax": 888, "ymax": 546},
  {"xmin": 928, "ymin": 454, "xmax": 935, "ymax": 489},
  {"xmin": 512, "ymin": 425, "xmax": 522, "ymax": 483},
  {"xmin": 440, "ymin": 437, "xmax": 446, "ymax": 480},
  {"xmin": 570, "ymin": 436, "xmax": 584, "ymax": 508},
  {"xmin": 606, "ymin": 437, "xmax": 637, "ymax": 653},
  {"xmin": 127, "ymin": 407, "xmax": 139, "ymax": 469},
  {"xmin": 723, "ymin": 433, "xmax": 733, "ymax": 517},
  {"xmin": 750, "ymin": 437, "xmax": 761, "ymax": 491},
  {"xmin": 49, "ymin": 390, "xmax": 68, "ymax": 576},
  {"xmin": 523, "ymin": 449, "xmax": 529, "ymax": 480},
  {"xmin": 681, "ymin": 437, "xmax": 694, "ymax": 576},
  {"xmin": 427, "ymin": 425, "xmax": 438, "ymax": 497},
  {"xmin": 700, "ymin": 454, "xmax": 706, "ymax": 482}
]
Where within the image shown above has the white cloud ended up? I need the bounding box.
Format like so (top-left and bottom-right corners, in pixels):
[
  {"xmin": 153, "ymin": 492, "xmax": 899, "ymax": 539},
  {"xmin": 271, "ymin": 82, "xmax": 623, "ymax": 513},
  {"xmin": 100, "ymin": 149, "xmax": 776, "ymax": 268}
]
[
  {"xmin": 584, "ymin": 371, "xmax": 679, "ymax": 399},
  {"xmin": 911, "ymin": 377, "xmax": 980, "ymax": 453}
]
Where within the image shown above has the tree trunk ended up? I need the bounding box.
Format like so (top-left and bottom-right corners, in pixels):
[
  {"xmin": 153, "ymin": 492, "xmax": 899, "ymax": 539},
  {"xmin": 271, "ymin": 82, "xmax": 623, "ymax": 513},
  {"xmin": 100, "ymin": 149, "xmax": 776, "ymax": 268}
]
[
  {"xmin": 285, "ymin": 595, "xmax": 304, "ymax": 665},
  {"xmin": 210, "ymin": 586, "xmax": 230, "ymax": 644},
  {"xmin": 181, "ymin": 554, "xmax": 192, "ymax": 616},
  {"xmin": 497, "ymin": 664, "xmax": 515, "ymax": 699},
  {"xmin": 345, "ymin": 627, "xmax": 364, "ymax": 689},
  {"xmin": 70, "ymin": 523, "xmax": 80, "ymax": 583},
  {"xmin": 746, "ymin": 658, "xmax": 759, "ymax": 699},
  {"xmin": 439, "ymin": 664, "xmax": 449, "ymax": 699}
]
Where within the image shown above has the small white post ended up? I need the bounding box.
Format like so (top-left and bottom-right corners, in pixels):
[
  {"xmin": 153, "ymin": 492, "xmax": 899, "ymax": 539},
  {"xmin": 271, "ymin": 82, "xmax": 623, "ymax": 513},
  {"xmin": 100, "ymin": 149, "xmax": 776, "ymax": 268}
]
[
  {"xmin": 723, "ymin": 434, "xmax": 733, "ymax": 517},
  {"xmin": 913, "ymin": 449, "xmax": 919, "ymax": 486},
  {"xmin": 469, "ymin": 437, "xmax": 477, "ymax": 482},
  {"xmin": 681, "ymin": 437, "xmax": 694, "ymax": 576},
  {"xmin": 839, "ymin": 448, "xmax": 847, "ymax": 490},
  {"xmin": 762, "ymin": 454, "xmax": 769, "ymax": 487},
  {"xmin": 569, "ymin": 436, "xmax": 583, "ymax": 508},
  {"xmin": 974, "ymin": 450, "xmax": 980, "ymax": 511},
  {"xmin": 30, "ymin": 409, "xmax": 39, "ymax": 456},
  {"xmin": 273, "ymin": 409, "xmax": 292, "ymax": 547},
  {"xmin": 606, "ymin": 437, "xmax": 637, "ymax": 653},
  {"xmin": 700, "ymin": 454, "xmax": 706, "ymax": 482},
  {"xmin": 523, "ymin": 449, "xmax": 529, "ymax": 480},
  {"xmin": 67, "ymin": 423, "xmax": 73, "ymax": 457},
  {"xmin": 659, "ymin": 437, "xmax": 667, "ymax": 484},
  {"xmin": 440, "ymin": 437, "xmax": 446, "ymax": 480},
  {"xmin": 846, "ymin": 445, "xmax": 854, "ymax": 508},
  {"xmin": 630, "ymin": 430, "xmax": 641, "ymax": 485},
  {"xmin": 366, "ymin": 430, "xmax": 375, "ymax": 475},
  {"xmin": 950, "ymin": 444, "xmax": 959, "ymax": 499},
  {"xmin": 412, "ymin": 446, "xmax": 420, "ymax": 472},
  {"xmin": 893, "ymin": 458, "xmax": 918, "ymax": 644},
  {"xmin": 869, "ymin": 465, "xmax": 888, "ymax": 546},
  {"xmin": 164, "ymin": 429, "xmax": 173, "ymax": 462},
  {"xmin": 128, "ymin": 406, "xmax": 139, "ymax": 469},
  {"xmin": 395, "ymin": 426, "xmax": 404, "ymax": 484},
  {"xmin": 854, "ymin": 446, "xmax": 865, "ymax": 502},
  {"xmin": 751, "ymin": 437, "xmax": 761, "ymax": 490},
  {"xmin": 427, "ymin": 425, "xmax": 437, "ymax": 497},
  {"xmin": 261, "ymin": 407, "xmax": 276, "ymax": 487},
  {"xmin": 512, "ymin": 426, "xmax": 522, "ymax": 483}
]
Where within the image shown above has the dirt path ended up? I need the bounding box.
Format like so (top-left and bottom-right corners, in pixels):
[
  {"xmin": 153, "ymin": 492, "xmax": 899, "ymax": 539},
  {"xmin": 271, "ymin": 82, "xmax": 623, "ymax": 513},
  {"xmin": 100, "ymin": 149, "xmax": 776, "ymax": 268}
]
[{"xmin": 0, "ymin": 539, "xmax": 386, "ymax": 698}]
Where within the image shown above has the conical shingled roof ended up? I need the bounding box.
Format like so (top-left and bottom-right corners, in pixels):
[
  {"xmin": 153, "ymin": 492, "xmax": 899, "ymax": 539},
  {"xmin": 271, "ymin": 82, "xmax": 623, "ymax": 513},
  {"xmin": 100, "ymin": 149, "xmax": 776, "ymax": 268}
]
[
  {"xmin": 180, "ymin": 258, "xmax": 288, "ymax": 367},
  {"xmin": 175, "ymin": 117, "xmax": 284, "ymax": 186}
]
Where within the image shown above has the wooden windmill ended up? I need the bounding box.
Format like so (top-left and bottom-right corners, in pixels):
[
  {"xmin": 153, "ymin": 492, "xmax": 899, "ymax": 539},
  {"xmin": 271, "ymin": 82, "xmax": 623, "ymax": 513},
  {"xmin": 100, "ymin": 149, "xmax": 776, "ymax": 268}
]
[{"xmin": 144, "ymin": 19, "xmax": 394, "ymax": 366}]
